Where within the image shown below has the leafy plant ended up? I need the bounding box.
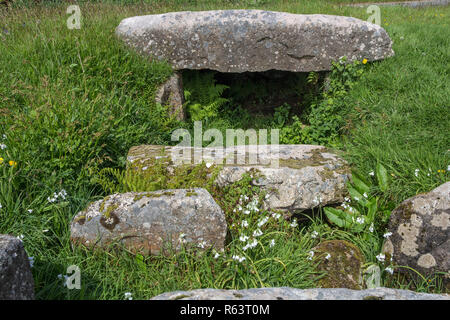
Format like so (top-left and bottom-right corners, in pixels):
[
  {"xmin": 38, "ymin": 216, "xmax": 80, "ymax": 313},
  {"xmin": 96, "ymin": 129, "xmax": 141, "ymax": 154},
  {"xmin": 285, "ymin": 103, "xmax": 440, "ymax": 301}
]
[
  {"xmin": 324, "ymin": 163, "xmax": 392, "ymax": 233},
  {"xmin": 183, "ymin": 71, "xmax": 230, "ymax": 122}
]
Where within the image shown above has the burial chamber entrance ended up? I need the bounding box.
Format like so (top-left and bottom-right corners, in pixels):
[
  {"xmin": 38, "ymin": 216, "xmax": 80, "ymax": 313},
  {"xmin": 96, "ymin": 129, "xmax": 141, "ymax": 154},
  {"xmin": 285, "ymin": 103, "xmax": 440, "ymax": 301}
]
[{"xmin": 175, "ymin": 68, "xmax": 326, "ymax": 122}]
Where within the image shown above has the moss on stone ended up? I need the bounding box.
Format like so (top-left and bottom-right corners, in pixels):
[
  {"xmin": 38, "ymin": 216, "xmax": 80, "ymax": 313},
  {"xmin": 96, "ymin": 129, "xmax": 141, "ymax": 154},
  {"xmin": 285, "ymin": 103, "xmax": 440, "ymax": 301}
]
[{"xmin": 313, "ymin": 240, "xmax": 365, "ymax": 290}]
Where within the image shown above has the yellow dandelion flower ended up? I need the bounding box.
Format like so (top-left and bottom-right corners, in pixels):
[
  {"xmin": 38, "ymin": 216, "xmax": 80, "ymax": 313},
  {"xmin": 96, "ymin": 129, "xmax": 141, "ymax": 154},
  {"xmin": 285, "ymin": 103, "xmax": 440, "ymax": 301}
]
[
  {"xmin": 362, "ymin": 59, "xmax": 368, "ymax": 64},
  {"xmin": 9, "ymin": 160, "xmax": 17, "ymax": 167},
  {"xmin": 0, "ymin": 157, "xmax": 3, "ymax": 164}
]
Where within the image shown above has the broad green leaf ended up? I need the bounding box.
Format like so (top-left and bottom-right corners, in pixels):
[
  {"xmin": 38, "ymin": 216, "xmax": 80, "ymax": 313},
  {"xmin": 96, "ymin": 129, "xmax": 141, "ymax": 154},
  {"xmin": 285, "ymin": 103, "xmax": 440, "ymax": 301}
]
[
  {"xmin": 366, "ymin": 197, "xmax": 378, "ymax": 223},
  {"xmin": 324, "ymin": 207, "xmax": 352, "ymax": 228},
  {"xmin": 347, "ymin": 185, "xmax": 368, "ymax": 206},
  {"xmin": 350, "ymin": 171, "xmax": 371, "ymax": 195},
  {"xmin": 376, "ymin": 163, "xmax": 389, "ymax": 192}
]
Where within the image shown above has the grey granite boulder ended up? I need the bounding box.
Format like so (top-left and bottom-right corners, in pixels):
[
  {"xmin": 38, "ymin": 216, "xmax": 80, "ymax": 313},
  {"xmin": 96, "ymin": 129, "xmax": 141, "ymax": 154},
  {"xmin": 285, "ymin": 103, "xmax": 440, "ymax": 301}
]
[
  {"xmin": 127, "ymin": 144, "xmax": 350, "ymax": 212},
  {"xmin": 382, "ymin": 182, "xmax": 450, "ymax": 289},
  {"xmin": 116, "ymin": 10, "xmax": 394, "ymax": 73},
  {"xmin": 151, "ymin": 287, "xmax": 449, "ymax": 300},
  {"xmin": 70, "ymin": 188, "xmax": 227, "ymax": 255},
  {"xmin": 0, "ymin": 234, "xmax": 35, "ymax": 300}
]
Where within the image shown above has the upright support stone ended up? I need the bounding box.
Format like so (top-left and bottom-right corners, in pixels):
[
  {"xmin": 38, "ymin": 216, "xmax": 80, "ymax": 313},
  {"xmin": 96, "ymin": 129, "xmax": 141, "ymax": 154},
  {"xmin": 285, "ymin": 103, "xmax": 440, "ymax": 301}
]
[
  {"xmin": 0, "ymin": 234, "xmax": 35, "ymax": 300},
  {"xmin": 155, "ymin": 72, "xmax": 185, "ymax": 121}
]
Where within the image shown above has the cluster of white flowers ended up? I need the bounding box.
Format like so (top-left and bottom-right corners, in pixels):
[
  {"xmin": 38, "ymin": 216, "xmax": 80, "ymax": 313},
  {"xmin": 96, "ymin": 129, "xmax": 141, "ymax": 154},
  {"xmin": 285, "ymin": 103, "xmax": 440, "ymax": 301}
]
[
  {"xmin": 178, "ymin": 233, "xmax": 186, "ymax": 244},
  {"xmin": 414, "ymin": 169, "xmax": 419, "ymax": 177},
  {"xmin": 242, "ymin": 239, "xmax": 258, "ymax": 251},
  {"xmin": 385, "ymin": 266, "xmax": 394, "ymax": 274},
  {"xmin": 0, "ymin": 134, "xmax": 6, "ymax": 150},
  {"xmin": 307, "ymin": 251, "xmax": 314, "ymax": 261},
  {"xmin": 232, "ymin": 255, "xmax": 246, "ymax": 263},
  {"xmin": 239, "ymin": 235, "xmax": 249, "ymax": 242},
  {"xmin": 312, "ymin": 196, "xmax": 322, "ymax": 206},
  {"xmin": 369, "ymin": 223, "xmax": 375, "ymax": 233},
  {"xmin": 241, "ymin": 220, "xmax": 249, "ymax": 228},
  {"xmin": 47, "ymin": 189, "xmax": 68, "ymax": 203},
  {"xmin": 271, "ymin": 212, "xmax": 281, "ymax": 220},
  {"xmin": 290, "ymin": 219, "xmax": 298, "ymax": 228},
  {"xmin": 252, "ymin": 229, "xmax": 263, "ymax": 237},
  {"xmin": 376, "ymin": 253, "xmax": 385, "ymax": 262},
  {"xmin": 269, "ymin": 239, "xmax": 275, "ymax": 248},
  {"xmin": 383, "ymin": 232, "xmax": 393, "ymax": 238},
  {"xmin": 311, "ymin": 231, "xmax": 319, "ymax": 239},
  {"xmin": 355, "ymin": 216, "xmax": 365, "ymax": 225},
  {"xmin": 257, "ymin": 216, "xmax": 269, "ymax": 228},
  {"xmin": 197, "ymin": 240, "xmax": 207, "ymax": 249},
  {"xmin": 124, "ymin": 292, "xmax": 133, "ymax": 300},
  {"xmin": 341, "ymin": 201, "xmax": 355, "ymax": 213}
]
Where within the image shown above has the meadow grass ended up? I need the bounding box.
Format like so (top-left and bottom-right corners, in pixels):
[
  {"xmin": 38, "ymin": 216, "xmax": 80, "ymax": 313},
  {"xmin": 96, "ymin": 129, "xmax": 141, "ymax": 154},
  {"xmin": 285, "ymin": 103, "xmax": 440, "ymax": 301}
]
[{"xmin": 0, "ymin": 0, "xmax": 449, "ymax": 299}]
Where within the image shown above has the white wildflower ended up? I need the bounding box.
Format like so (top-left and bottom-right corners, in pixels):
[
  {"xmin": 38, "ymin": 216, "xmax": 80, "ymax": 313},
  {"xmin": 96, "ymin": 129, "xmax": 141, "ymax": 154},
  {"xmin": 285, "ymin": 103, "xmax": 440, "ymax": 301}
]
[
  {"xmin": 178, "ymin": 233, "xmax": 186, "ymax": 244},
  {"xmin": 383, "ymin": 232, "xmax": 393, "ymax": 238},
  {"xmin": 269, "ymin": 239, "xmax": 275, "ymax": 248},
  {"xmin": 28, "ymin": 256, "xmax": 34, "ymax": 268},
  {"xmin": 198, "ymin": 240, "xmax": 207, "ymax": 249},
  {"xmin": 241, "ymin": 220, "xmax": 249, "ymax": 228},
  {"xmin": 369, "ymin": 171, "xmax": 375, "ymax": 176},
  {"xmin": 271, "ymin": 212, "xmax": 281, "ymax": 220},
  {"xmin": 307, "ymin": 251, "xmax": 314, "ymax": 260},
  {"xmin": 311, "ymin": 231, "xmax": 319, "ymax": 239},
  {"xmin": 376, "ymin": 253, "xmax": 385, "ymax": 263},
  {"xmin": 124, "ymin": 292, "xmax": 133, "ymax": 300},
  {"xmin": 239, "ymin": 235, "xmax": 249, "ymax": 242},
  {"xmin": 214, "ymin": 252, "xmax": 220, "ymax": 259},
  {"xmin": 232, "ymin": 255, "xmax": 246, "ymax": 263},
  {"xmin": 253, "ymin": 229, "xmax": 263, "ymax": 237},
  {"xmin": 414, "ymin": 169, "xmax": 419, "ymax": 177},
  {"xmin": 325, "ymin": 253, "xmax": 331, "ymax": 260},
  {"xmin": 27, "ymin": 209, "xmax": 33, "ymax": 213},
  {"xmin": 243, "ymin": 210, "xmax": 250, "ymax": 215},
  {"xmin": 356, "ymin": 216, "xmax": 365, "ymax": 224},
  {"xmin": 369, "ymin": 223, "xmax": 374, "ymax": 233},
  {"xmin": 290, "ymin": 219, "xmax": 298, "ymax": 228},
  {"xmin": 385, "ymin": 267, "xmax": 394, "ymax": 274},
  {"xmin": 257, "ymin": 216, "xmax": 269, "ymax": 228},
  {"xmin": 205, "ymin": 162, "xmax": 213, "ymax": 168},
  {"xmin": 17, "ymin": 234, "xmax": 24, "ymax": 240},
  {"xmin": 363, "ymin": 192, "xmax": 368, "ymax": 198},
  {"xmin": 0, "ymin": 143, "xmax": 6, "ymax": 150}
]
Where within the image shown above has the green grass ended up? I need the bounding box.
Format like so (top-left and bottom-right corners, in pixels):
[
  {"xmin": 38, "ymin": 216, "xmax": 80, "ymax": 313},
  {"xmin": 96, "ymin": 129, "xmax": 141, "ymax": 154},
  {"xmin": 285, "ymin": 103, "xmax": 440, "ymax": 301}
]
[{"xmin": 0, "ymin": 0, "xmax": 449, "ymax": 299}]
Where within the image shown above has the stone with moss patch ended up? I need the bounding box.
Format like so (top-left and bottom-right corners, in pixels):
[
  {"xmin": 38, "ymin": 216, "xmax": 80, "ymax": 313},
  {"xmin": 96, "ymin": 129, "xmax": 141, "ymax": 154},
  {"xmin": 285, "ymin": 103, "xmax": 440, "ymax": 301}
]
[
  {"xmin": 312, "ymin": 240, "xmax": 365, "ymax": 290},
  {"xmin": 127, "ymin": 144, "xmax": 351, "ymax": 212},
  {"xmin": 70, "ymin": 188, "xmax": 226, "ymax": 255}
]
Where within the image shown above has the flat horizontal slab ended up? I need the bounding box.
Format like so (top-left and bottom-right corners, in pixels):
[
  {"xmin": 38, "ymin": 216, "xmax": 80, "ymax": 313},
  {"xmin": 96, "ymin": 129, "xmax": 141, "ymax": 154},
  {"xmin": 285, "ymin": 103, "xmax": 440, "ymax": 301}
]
[
  {"xmin": 127, "ymin": 144, "xmax": 351, "ymax": 212},
  {"xmin": 116, "ymin": 10, "xmax": 394, "ymax": 73},
  {"xmin": 151, "ymin": 287, "xmax": 450, "ymax": 300}
]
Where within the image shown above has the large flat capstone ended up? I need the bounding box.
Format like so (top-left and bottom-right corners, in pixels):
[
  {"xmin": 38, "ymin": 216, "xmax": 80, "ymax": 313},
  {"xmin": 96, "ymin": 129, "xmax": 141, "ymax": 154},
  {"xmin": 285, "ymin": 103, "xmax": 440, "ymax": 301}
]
[
  {"xmin": 151, "ymin": 287, "xmax": 450, "ymax": 300},
  {"xmin": 127, "ymin": 144, "xmax": 350, "ymax": 212},
  {"xmin": 116, "ymin": 10, "xmax": 394, "ymax": 73},
  {"xmin": 70, "ymin": 188, "xmax": 227, "ymax": 255}
]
